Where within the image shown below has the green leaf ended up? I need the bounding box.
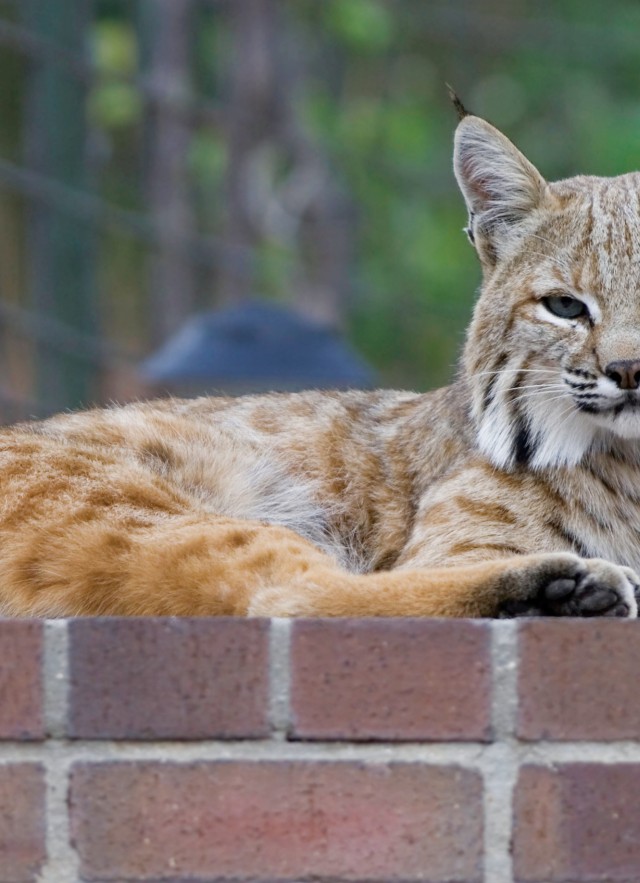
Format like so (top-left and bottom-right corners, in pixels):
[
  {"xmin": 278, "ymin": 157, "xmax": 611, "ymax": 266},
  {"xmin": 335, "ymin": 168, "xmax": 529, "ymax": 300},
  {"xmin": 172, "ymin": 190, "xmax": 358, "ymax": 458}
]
[
  {"xmin": 92, "ymin": 21, "xmax": 137, "ymax": 75},
  {"xmin": 89, "ymin": 82, "xmax": 141, "ymax": 129},
  {"xmin": 325, "ymin": 0, "xmax": 393, "ymax": 52}
]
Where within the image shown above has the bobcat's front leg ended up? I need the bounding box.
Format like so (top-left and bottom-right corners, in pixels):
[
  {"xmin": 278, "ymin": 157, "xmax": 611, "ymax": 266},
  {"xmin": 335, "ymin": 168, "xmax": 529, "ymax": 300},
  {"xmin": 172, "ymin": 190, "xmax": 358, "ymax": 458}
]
[{"xmin": 249, "ymin": 552, "xmax": 638, "ymax": 618}]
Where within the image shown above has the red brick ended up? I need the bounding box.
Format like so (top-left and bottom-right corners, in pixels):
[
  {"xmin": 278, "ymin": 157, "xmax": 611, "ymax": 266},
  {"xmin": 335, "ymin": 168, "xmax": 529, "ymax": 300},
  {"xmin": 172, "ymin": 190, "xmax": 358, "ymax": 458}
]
[
  {"xmin": 0, "ymin": 764, "xmax": 46, "ymax": 882},
  {"xmin": 513, "ymin": 763, "xmax": 640, "ymax": 881},
  {"xmin": 70, "ymin": 760, "xmax": 483, "ymax": 882},
  {"xmin": 517, "ymin": 620, "xmax": 640, "ymax": 740},
  {"xmin": 68, "ymin": 618, "xmax": 270, "ymax": 739},
  {"xmin": 290, "ymin": 619, "xmax": 492, "ymax": 741},
  {"xmin": 0, "ymin": 621, "xmax": 44, "ymax": 740}
]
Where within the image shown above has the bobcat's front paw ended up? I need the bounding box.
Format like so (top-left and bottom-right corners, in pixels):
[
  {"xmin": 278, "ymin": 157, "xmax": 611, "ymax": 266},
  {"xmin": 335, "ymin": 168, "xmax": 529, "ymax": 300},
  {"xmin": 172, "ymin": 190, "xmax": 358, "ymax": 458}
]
[{"xmin": 498, "ymin": 554, "xmax": 638, "ymax": 619}]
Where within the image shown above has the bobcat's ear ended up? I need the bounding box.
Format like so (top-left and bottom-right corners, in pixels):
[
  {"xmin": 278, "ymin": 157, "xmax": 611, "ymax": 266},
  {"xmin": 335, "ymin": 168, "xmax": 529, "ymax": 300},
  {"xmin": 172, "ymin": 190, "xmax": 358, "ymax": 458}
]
[{"xmin": 453, "ymin": 116, "xmax": 547, "ymax": 264}]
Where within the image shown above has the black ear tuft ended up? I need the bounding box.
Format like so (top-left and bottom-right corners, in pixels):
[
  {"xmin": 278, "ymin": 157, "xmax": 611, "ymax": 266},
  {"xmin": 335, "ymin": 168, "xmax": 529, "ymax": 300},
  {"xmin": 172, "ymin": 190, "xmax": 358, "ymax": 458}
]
[{"xmin": 446, "ymin": 84, "xmax": 470, "ymax": 121}]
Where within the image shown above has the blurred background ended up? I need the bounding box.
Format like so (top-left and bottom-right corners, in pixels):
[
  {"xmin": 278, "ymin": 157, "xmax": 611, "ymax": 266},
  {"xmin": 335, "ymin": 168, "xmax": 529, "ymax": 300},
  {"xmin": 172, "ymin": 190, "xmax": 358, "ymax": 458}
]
[{"xmin": 0, "ymin": 0, "xmax": 639, "ymax": 420}]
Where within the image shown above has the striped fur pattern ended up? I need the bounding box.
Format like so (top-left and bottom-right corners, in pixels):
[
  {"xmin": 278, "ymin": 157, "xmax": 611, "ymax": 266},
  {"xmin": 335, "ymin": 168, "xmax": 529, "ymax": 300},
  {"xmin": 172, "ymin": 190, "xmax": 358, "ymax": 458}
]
[{"xmin": 1, "ymin": 113, "xmax": 640, "ymax": 619}]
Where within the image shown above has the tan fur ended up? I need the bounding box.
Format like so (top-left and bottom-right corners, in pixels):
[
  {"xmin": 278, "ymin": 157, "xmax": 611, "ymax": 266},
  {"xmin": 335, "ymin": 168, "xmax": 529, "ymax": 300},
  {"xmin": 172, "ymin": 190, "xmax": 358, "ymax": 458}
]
[{"xmin": 3, "ymin": 114, "xmax": 640, "ymax": 619}]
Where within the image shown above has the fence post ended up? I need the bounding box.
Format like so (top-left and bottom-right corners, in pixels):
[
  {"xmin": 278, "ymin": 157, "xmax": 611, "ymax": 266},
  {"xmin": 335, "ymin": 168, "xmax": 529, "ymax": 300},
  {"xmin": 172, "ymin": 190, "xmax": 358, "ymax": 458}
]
[
  {"xmin": 137, "ymin": 0, "xmax": 196, "ymax": 345},
  {"xmin": 21, "ymin": 0, "xmax": 97, "ymax": 413}
]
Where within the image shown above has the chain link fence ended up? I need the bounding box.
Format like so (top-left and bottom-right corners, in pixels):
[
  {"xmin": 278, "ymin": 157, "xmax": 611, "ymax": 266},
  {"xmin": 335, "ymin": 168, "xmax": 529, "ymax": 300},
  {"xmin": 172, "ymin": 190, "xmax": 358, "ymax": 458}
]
[{"xmin": 0, "ymin": 0, "xmax": 359, "ymax": 419}]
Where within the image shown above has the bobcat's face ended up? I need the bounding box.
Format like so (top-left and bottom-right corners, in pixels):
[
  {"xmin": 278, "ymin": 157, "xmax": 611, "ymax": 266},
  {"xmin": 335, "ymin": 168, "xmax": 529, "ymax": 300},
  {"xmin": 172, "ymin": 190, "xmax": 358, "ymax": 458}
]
[{"xmin": 454, "ymin": 114, "xmax": 640, "ymax": 470}]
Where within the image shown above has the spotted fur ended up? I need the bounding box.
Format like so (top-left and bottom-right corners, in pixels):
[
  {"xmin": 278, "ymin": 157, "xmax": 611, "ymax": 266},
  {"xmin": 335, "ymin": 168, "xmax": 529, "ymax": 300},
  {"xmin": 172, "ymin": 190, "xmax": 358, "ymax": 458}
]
[{"xmin": 1, "ymin": 113, "xmax": 639, "ymax": 619}]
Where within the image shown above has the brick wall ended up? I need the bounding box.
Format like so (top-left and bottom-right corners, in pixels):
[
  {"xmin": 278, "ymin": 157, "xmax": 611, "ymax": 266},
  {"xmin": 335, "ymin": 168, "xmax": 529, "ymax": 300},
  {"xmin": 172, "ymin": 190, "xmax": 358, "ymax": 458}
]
[{"xmin": 1, "ymin": 617, "xmax": 640, "ymax": 882}]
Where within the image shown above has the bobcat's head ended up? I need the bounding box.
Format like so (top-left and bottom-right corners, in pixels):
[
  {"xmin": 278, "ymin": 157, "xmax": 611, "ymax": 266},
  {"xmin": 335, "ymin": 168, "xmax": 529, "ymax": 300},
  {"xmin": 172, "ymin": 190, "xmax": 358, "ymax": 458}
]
[{"xmin": 455, "ymin": 112, "xmax": 640, "ymax": 471}]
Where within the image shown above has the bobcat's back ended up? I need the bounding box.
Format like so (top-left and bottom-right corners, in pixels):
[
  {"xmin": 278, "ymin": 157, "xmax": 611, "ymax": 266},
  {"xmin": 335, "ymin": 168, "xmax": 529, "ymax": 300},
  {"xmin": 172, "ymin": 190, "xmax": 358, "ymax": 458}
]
[{"xmin": 11, "ymin": 385, "xmax": 472, "ymax": 578}]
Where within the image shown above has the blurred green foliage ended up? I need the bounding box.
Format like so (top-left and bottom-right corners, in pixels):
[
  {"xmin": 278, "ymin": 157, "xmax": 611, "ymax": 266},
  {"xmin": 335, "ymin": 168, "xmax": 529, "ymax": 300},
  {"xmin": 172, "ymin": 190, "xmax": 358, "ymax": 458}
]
[
  {"xmin": 291, "ymin": 0, "xmax": 640, "ymax": 386},
  {"xmin": 90, "ymin": 20, "xmax": 141, "ymax": 130},
  {"xmin": 4, "ymin": 0, "xmax": 640, "ymax": 394}
]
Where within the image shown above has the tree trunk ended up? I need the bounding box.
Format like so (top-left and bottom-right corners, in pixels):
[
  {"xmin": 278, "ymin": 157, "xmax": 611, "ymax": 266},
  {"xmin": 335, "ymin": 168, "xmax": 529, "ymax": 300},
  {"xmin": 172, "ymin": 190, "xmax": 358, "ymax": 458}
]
[{"xmin": 139, "ymin": 0, "xmax": 197, "ymax": 344}]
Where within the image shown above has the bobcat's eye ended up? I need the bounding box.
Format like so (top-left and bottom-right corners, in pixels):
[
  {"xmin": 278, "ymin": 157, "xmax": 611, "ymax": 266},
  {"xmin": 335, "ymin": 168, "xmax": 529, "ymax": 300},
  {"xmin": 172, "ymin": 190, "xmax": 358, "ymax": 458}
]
[{"xmin": 542, "ymin": 294, "xmax": 589, "ymax": 320}]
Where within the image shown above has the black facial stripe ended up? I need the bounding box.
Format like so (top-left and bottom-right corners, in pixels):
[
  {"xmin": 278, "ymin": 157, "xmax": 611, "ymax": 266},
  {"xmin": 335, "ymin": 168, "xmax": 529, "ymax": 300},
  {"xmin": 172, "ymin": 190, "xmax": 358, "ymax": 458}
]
[
  {"xmin": 578, "ymin": 399, "xmax": 640, "ymax": 416},
  {"xmin": 570, "ymin": 368, "xmax": 597, "ymax": 380},
  {"xmin": 514, "ymin": 418, "xmax": 534, "ymax": 466},
  {"xmin": 505, "ymin": 371, "xmax": 537, "ymax": 466},
  {"xmin": 481, "ymin": 352, "xmax": 508, "ymax": 413},
  {"xmin": 565, "ymin": 380, "xmax": 597, "ymax": 391}
]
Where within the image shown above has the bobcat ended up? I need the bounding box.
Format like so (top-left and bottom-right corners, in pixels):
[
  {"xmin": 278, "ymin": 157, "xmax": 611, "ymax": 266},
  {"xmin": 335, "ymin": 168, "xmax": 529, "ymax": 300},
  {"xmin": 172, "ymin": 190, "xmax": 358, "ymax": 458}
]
[{"xmin": 3, "ymin": 107, "xmax": 640, "ymax": 620}]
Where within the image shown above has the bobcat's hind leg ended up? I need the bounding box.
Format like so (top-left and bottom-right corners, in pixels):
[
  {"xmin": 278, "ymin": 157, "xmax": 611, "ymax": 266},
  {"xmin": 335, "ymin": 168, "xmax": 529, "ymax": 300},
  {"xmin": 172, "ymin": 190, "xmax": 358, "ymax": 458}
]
[
  {"xmin": 0, "ymin": 512, "xmax": 338, "ymax": 618},
  {"xmin": 248, "ymin": 552, "xmax": 638, "ymax": 618}
]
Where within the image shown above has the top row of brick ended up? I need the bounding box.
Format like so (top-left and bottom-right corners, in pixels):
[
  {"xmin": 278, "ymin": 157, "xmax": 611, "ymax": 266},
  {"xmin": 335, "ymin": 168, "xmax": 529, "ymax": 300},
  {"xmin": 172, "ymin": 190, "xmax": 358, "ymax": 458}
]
[{"xmin": 1, "ymin": 617, "xmax": 639, "ymax": 742}]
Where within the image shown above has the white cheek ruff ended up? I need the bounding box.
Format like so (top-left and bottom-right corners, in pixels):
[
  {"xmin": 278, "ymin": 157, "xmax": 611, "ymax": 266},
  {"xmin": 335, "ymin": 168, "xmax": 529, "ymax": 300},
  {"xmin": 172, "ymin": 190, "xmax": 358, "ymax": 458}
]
[
  {"xmin": 478, "ymin": 385, "xmax": 640, "ymax": 470},
  {"xmin": 477, "ymin": 378, "xmax": 599, "ymax": 471},
  {"xmin": 477, "ymin": 412, "xmax": 517, "ymax": 470},
  {"xmin": 527, "ymin": 395, "xmax": 598, "ymax": 469}
]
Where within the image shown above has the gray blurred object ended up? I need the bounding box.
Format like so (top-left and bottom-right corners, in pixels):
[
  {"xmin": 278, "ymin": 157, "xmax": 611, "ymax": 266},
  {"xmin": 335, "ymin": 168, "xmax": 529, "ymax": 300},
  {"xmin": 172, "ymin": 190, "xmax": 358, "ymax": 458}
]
[{"xmin": 140, "ymin": 301, "xmax": 375, "ymax": 396}]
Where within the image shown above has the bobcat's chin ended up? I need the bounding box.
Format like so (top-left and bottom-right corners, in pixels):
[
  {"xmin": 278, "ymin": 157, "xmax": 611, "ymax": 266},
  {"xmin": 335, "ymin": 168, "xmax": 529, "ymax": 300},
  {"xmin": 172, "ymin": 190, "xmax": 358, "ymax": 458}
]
[{"xmin": 590, "ymin": 406, "xmax": 640, "ymax": 441}]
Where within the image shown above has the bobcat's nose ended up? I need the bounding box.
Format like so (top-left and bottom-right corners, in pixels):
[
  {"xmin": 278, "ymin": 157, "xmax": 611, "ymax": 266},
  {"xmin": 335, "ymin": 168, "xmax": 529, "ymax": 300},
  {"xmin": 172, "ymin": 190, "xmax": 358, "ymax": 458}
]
[{"xmin": 605, "ymin": 359, "xmax": 640, "ymax": 390}]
